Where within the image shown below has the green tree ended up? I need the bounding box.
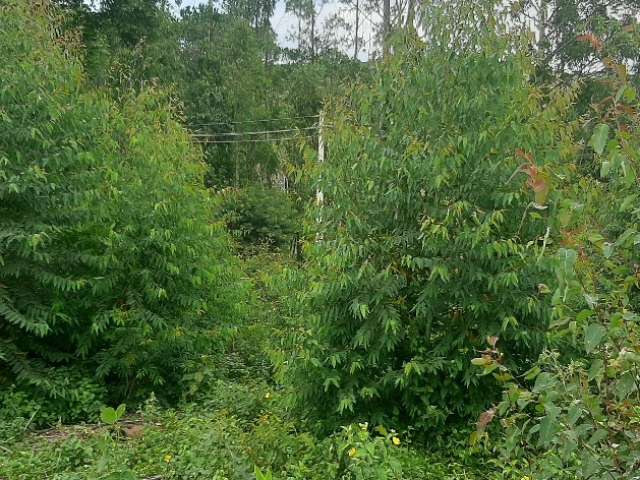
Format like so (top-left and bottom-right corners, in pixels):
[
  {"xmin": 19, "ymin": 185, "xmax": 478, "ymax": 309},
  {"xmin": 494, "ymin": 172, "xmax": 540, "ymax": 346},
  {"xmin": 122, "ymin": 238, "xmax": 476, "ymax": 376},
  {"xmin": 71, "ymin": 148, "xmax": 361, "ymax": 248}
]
[
  {"xmin": 488, "ymin": 57, "xmax": 640, "ymax": 480},
  {"xmin": 283, "ymin": 6, "xmax": 574, "ymax": 432},
  {"xmin": 508, "ymin": 0, "xmax": 640, "ymax": 77},
  {"xmin": 0, "ymin": 0, "xmax": 245, "ymax": 422},
  {"xmin": 177, "ymin": 3, "xmax": 280, "ymax": 187}
]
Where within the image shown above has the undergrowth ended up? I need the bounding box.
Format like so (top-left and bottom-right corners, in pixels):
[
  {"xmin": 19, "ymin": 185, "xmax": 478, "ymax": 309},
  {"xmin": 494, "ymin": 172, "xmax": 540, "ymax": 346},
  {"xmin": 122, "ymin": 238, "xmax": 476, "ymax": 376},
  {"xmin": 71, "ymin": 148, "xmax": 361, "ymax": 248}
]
[{"xmin": 0, "ymin": 253, "xmax": 517, "ymax": 480}]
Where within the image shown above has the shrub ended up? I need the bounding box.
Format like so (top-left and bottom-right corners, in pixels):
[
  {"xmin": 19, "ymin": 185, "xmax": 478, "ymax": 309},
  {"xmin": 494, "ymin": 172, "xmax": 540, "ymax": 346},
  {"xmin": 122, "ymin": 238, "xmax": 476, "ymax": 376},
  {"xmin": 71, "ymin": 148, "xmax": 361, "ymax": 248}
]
[
  {"xmin": 285, "ymin": 18, "xmax": 574, "ymax": 431},
  {"xmin": 486, "ymin": 60, "xmax": 640, "ymax": 480},
  {"xmin": 218, "ymin": 186, "xmax": 301, "ymax": 252},
  {"xmin": 0, "ymin": 0, "xmax": 245, "ymax": 421},
  {"xmin": 0, "ymin": 369, "xmax": 107, "ymax": 426}
]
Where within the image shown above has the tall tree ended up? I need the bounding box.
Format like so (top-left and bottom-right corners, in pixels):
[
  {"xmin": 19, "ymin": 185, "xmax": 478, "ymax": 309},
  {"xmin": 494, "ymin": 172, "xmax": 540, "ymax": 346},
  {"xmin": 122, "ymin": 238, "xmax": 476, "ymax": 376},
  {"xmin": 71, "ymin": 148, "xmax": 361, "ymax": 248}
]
[
  {"xmin": 286, "ymin": 0, "xmax": 322, "ymax": 57},
  {"xmin": 511, "ymin": 0, "xmax": 640, "ymax": 76},
  {"xmin": 223, "ymin": 0, "xmax": 276, "ymax": 29},
  {"xmin": 382, "ymin": 0, "xmax": 390, "ymax": 56},
  {"xmin": 1, "ymin": 0, "xmax": 244, "ymax": 422},
  {"xmin": 98, "ymin": 0, "xmax": 166, "ymax": 47}
]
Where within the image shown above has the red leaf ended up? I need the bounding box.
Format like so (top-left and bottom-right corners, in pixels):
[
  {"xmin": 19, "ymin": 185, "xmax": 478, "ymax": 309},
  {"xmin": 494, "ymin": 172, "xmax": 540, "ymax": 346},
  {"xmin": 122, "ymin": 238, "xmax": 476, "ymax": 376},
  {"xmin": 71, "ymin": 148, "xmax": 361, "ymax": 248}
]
[{"xmin": 476, "ymin": 407, "xmax": 496, "ymax": 433}]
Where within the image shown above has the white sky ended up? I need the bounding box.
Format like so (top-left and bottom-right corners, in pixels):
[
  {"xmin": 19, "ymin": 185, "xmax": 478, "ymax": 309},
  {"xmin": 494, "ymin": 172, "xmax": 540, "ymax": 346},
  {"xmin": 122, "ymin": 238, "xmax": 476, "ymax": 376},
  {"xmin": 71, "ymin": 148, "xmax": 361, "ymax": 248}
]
[{"xmin": 178, "ymin": 0, "xmax": 377, "ymax": 58}]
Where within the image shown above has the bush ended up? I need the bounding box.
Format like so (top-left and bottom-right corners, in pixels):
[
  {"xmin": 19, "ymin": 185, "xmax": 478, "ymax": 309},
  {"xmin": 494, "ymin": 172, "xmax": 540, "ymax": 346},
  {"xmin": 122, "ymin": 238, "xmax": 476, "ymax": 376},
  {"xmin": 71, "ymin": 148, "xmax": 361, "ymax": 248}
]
[
  {"xmin": 285, "ymin": 23, "xmax": 573, "ymax": 432},
  {"xmin": 486, "ymin": 60, "xmax": 640, "ymax": 480},
  {"xmin": 0, "ymin": 1, "xmax": 245, "ymax": 422},
  {"xmin": 218, "ymin": 186, "xmax": 302, "ymax": 252},
  {"xmin": 0, "ymin": 370, "xmax": 106, "ymax": 426}
]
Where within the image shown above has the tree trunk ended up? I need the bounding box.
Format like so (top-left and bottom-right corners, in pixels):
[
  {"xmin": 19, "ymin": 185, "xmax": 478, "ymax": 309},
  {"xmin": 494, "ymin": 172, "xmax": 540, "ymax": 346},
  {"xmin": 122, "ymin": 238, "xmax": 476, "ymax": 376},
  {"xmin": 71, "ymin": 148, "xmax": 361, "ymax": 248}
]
[
  {"xmin": 405, "ymin": 0, "xmax": 415, "ymax": 32},
  {"xmin": 537, "ymin": 0, "xmax": 548, "ymax": 51},
  {"xmin": 311, "ymin": 6, "xmax": 316, "ymax": 58},
  {"xmin": 298, "ymin": 10, "xmax": 302, "ymax": 50},
  {"xmin": 383, "ymin": 0, "xmax": 390, "ymax": 57},
  {"xmin": 354, "ymin": 0, "xmax": 360, "ymax": 59}
]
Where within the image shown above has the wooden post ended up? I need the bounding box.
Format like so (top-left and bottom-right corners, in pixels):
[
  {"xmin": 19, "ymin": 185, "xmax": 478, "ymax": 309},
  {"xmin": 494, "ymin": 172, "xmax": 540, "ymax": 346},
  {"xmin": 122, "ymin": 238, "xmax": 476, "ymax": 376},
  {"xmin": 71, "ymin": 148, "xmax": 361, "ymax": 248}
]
[
  {"xmin": 316, "ymin": 110, "xmax": 325, "ymax": 207},
  {"xmin": 315, "ymin": 111, "xmax": 325, "ymax": 241}
]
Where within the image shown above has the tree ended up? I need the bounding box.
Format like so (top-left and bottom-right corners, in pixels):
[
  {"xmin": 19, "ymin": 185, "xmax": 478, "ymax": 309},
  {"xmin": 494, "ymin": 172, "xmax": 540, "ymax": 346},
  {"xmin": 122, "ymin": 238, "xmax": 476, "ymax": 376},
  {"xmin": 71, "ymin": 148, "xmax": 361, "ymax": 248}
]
[
  {"xmin": 284, "ymin": 6, "xmax": 573, "ymax": 432},
  {"xmin": 223, "ymin": 0, "xmax": 276, "ymax": 29},
  {"xmin": 97, "ymin": 0, "xmax": 167, "ymax": 47},
  {"xmin": 0, "ymin": 0, "xmax": 245, "ymax": 422},
  {"xmin": 177, "ymin": 3, "xmax": 280, "ymax": 187},
  {"xmin": 487, "ymin": 57, "xmax": 640, "ymax": 480},
  {"xmin": 382, "ymin": 0, "xmax": 390, "ymax": 55},
  {"xmin": 510, "ymin": 0, "xmax": 640, "ymax": 77}
]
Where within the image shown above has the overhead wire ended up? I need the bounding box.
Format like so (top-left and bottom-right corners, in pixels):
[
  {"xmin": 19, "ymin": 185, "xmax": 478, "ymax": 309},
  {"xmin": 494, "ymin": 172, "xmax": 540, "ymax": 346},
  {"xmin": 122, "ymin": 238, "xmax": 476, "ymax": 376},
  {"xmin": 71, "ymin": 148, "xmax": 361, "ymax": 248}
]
[
  {"xmin": 187, "ymin": 114, "xmax": 319, "ymax": 128},
  {"xmin": 191, "ymin": 125, "xmax": 325, "ymax": 138},
  {"xmin": 193, "ymin": 134, "xmax": 316, "ymax": 144},
  {"xmin": 188, "ymin": 114, "xmax": 328, "ymax": 145}
]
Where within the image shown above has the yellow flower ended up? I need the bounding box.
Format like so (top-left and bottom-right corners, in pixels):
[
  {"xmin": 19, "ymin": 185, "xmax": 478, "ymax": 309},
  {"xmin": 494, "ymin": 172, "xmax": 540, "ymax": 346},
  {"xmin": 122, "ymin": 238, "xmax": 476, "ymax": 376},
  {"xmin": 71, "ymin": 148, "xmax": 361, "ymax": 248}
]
[
  {"xmin": 392, "ymin": 436, "xmax": 401, "ymax": 446},
  {"xmin": 264, "ymin": 392, "xmax": 271, "ymax": 399},
  {"xmin": 348, "ymin": 447, "xmax": 357, "ymax": 458},
  {"xmin": 163, "ymin": 454, "xmax": 173, "ymax": 463}
]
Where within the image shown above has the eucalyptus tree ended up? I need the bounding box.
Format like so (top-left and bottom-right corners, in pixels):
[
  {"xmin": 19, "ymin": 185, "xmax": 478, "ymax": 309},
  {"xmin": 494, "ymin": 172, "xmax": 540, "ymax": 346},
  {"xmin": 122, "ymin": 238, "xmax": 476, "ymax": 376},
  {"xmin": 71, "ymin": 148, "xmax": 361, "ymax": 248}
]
[{"xmin": 515, "ymin": 0, "xmax": 640, "ymax": 76}]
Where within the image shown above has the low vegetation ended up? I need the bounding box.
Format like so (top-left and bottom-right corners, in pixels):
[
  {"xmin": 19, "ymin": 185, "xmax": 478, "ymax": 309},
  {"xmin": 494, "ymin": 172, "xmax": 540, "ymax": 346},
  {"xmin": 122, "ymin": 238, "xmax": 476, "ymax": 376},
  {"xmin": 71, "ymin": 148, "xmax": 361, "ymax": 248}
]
[{"xmin": 1, "ymin": 0, "xmax": 639, "ymax": 479}]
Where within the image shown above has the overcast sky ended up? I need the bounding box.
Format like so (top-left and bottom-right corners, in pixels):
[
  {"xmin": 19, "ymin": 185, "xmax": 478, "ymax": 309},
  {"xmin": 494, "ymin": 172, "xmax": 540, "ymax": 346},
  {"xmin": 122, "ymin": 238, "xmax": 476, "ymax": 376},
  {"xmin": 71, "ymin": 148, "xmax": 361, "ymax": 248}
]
[{"xmin": 178, "ymin": 0, "xmax": 377, "ymax": 58}]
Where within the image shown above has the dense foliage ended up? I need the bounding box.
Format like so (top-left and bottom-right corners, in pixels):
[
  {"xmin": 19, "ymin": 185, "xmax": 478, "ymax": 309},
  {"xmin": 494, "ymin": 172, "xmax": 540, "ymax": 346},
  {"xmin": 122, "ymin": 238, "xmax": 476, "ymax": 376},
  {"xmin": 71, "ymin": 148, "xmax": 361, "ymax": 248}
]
[
  {"xmin": 285, "ymin": 27, "xmax": 573, "ymax": 431},
  {"xmin": 3, "ymin": 0, "xmax": 640, "ymax": 479},
  {"xmin": 218, "ymin": 186, "xmax": 302, "ymax": 251},
  {"xmin": 0, "ymin": 1, "xmax": 245, "ymax": 423},
  {"xmin": 479, "ymin": 60, "xmax": 640, "ymax": 479}
]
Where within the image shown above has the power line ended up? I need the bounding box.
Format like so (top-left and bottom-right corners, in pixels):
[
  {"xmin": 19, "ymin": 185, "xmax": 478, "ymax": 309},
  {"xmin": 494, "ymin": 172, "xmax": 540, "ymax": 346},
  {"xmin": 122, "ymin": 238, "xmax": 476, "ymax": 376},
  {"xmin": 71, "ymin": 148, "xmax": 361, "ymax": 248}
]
[
  {"xmin": 191, "ymin": 126, "xmax": 324, "ymax": 138},
  {"xmin": 194, "ymin": 134, "xmax": 316, "ymax": 144},
  {"xmin": 187, "ymin": 115, "xmax": 319, "ymax": 127}
]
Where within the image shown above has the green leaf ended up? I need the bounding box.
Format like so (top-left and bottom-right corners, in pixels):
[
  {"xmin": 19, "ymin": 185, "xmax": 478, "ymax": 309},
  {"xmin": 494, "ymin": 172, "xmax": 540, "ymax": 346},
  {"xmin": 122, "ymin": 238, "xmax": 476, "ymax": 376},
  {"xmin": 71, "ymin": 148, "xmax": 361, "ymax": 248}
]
[
  {"xmin": 533, "ymin": 372, "xmax": 557, "ymax": 393},
  {"xmin": 581, "ymin": 451, "xmax": 600, "ymax": 478},
  {"xmin": 115, "ymin": 403, "xmax": 126, "ymax": 420},
  {"xmin": 620, "ymin": 194, "xmax": 637, "ymax": 212},
  {"xmin": 471, "ymin": 357, "xmax": 491, "ymax": 366},
  {"xmin": 100, "ymin": 407, "xmax": 117, "ymax": 425},
  {"xmin": 567, "ymin": 404, "xmax": 582, "ymax": 426},
  {"xmin": 615, "ymin": 373, "xmax": 637, "ymax": 400},
  {"xmin": 584, "ymin": 324, "xmax": 607, "ymax": 354},
  {"xmin": 588, "ymin": 428, "xmax": 608, "ymax": 446},
  {"xmin": 623, "ymin": 86, "xmax": 637, "ymax": 103},
  {"xmin": 560, "ymin": 434, "xmax": 578, "ymax": 459},
  {"xmin": 538, "ymin": 409, "xmax": 558, "ymax": 446},
  {"xmin": 524, "ymin": 366, "xmax": 541, "ymax": 380},
  {"xmin": 576, "ymin": 309, "xmax": 594, "ymax": 323},
  {"xmin": 254, "ymin": 466, "xmax": 273, "ymax": 480},
  {"xmin": 587, "ymin": 233, "xmax": 605, "ymax": 244},
  {"xmin": 590, "ymin": 124, "xmax": 609, "ymax": 155},
  {"xmin": 588, "ymin": 359, "xmax": 604, "ymax": 382}
]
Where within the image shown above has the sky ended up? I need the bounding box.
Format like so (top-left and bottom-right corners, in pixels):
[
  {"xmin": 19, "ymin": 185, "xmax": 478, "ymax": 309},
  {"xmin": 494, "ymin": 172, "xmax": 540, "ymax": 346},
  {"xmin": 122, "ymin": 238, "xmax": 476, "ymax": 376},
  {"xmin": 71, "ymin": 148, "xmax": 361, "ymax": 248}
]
[{"xmin": 178, "ymin": 0, "xmax": 377, "ymax": 59}]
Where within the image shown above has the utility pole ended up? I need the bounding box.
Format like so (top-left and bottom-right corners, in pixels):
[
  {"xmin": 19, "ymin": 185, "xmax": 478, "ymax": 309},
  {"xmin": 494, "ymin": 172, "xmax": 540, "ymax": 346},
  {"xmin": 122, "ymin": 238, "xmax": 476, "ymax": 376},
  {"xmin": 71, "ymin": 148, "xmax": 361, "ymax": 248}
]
[
  {"xmin": 383, "ymin": 0, "xmax": 391, "ymax": 57},
  {"xmin": 315, "ymin": 110, "xmax": 325, "ymax": 244},
  {"xmin": 316, "ymin": 110, "xmax": 324, "ymax": 208}
]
